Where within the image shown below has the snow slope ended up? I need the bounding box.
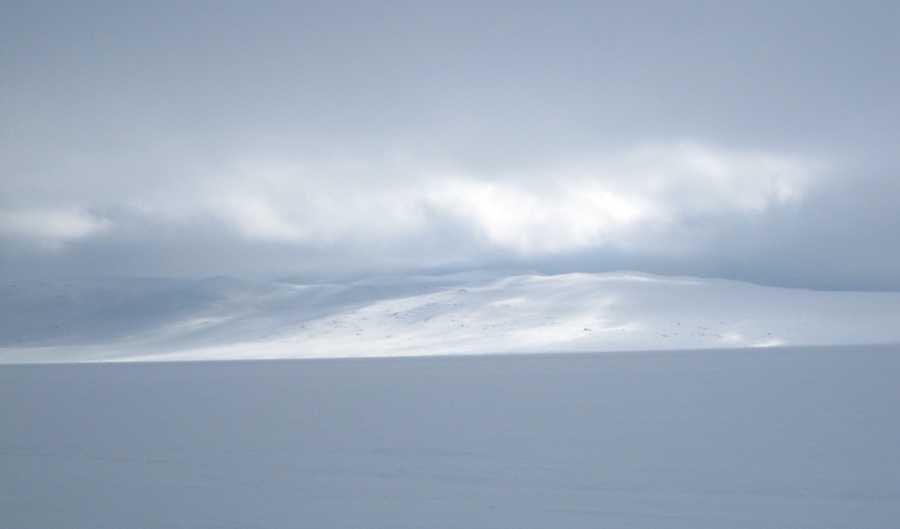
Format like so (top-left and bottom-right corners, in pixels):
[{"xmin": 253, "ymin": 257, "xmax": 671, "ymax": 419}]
[{"xmin": 1, "ymin": 271, "xmax": 898, "ymax": 363}]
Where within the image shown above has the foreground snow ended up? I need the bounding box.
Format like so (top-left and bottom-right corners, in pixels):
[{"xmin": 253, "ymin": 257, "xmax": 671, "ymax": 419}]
[
  {"xmin": 2, "ymin": 270, "xmax": 899, "ymax": 362},
  {"xmin": 2, "ymin": 347, "xmax": 898, "ymax": 528}
]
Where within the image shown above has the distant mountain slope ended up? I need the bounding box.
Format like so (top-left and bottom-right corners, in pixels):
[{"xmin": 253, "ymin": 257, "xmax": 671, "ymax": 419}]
[{"xmin": 2, "ymin": 271, "xmax": 899, "ymax": 363}]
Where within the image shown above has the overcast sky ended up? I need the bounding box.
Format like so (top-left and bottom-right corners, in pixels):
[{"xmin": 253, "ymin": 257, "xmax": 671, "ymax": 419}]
[{"xmin": 2, "ymin": 1, "xmax": 898, "ymax": 289}]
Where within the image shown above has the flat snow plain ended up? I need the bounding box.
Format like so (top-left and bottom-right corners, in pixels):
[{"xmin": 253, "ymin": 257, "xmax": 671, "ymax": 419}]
[
  {"xmin": 1, "ymin": 271, "xmax": 899, "ymax": 527},
  {"xmin": 2, "ymin": 347, "xmax": 899, "ymax": 528}
]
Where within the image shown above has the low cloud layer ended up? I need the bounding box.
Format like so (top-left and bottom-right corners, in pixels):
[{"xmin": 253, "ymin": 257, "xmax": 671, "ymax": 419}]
[
  {"xmin": 0, "ymin": 209, "xmax": 112, "ymax": 249},
  {"xmin": 2, "ymin": 141, "xmax": 818, "ymax": 256}
]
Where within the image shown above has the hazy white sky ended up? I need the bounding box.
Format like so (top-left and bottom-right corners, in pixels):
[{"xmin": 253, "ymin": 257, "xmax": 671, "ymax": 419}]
[{"xmin": 2, "ymin": 1, "xmax": 898, "ymax": 289}]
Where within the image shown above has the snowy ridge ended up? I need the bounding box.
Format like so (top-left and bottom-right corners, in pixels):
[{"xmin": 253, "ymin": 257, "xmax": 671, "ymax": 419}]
[{"xmin": 1, "ymin": 271, "xmax": 898, "ymax": 363}]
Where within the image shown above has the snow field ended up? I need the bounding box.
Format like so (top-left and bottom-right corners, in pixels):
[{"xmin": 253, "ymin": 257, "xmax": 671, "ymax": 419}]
[
  {"xmin": 2, "ymin": 346, "xmax": 898, "ymax": 528},
  {"xmin": 3, "ymin": 271, "xmax": 898, "ymax": 362}
]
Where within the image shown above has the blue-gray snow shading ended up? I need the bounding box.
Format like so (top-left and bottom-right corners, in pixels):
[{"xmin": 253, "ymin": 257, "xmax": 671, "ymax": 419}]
[
  {"xmin": 2, "ymin": 347, "xmax": 898, "ymax": 528},
  {"xmin": 1, "ymin": 271, "xmax": 899, "ymax": 363}
]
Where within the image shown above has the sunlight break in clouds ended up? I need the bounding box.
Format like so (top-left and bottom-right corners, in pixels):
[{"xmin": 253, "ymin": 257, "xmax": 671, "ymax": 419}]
[
  {"xmin": 426, "ymin": 178, "xmax": 649, "ymax": 254},
  {"xmin": 0, "ymin": 208, "xmax": 111, "ymax": 249},
  {"xmin": 126, "ymin": 141, "xmax": 817, "ymax": 254},
  {"xmin": 424, "ymin": 141, "xmax": 815, "ymax": 254},
  {"xmin": 0, "ymin": 141, "xmax": 817, "ymax": 262}
]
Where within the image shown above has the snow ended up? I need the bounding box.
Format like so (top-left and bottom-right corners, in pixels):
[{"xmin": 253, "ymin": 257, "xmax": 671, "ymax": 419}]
[
  {"xmin": 1, "ymin": 271, "xmax": 898, "ymax": 363},
  {"xmin": 2, "ymin": 271, "xmax": 898, "ymax": 526},
  {"xmin": 2, "ymin": 346, "xmax": 898, "ymax": 528}
]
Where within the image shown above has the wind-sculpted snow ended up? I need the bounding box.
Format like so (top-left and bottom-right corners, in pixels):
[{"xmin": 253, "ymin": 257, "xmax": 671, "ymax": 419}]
[{"xmin": 1, "ymin": 271, "xmax": 899, "ymax": 363}]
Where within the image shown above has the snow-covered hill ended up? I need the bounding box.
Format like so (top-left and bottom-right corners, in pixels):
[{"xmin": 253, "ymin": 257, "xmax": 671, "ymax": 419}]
[{"xmin": 1, "ymin": 271, "xmax": 898, "ymax": 363}]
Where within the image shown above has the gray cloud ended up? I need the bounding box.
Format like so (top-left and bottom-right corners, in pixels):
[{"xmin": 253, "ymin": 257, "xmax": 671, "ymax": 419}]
[{"xmin": 2, "ymin": 1, "xmax": 898, "ymax": 289}]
